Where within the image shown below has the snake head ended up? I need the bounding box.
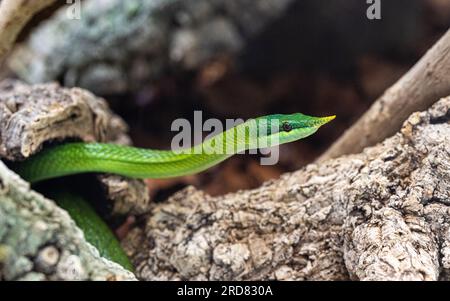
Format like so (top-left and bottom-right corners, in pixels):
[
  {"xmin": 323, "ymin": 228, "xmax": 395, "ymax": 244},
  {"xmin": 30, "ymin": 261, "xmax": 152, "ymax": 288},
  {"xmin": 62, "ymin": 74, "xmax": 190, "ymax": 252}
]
[
  {"xmin": 279, "ymin": 114, "xmax": 336, "ymax": 133},
  {"xmin": 256, "ymin": 113, "xmax": 336, "ymax": 146}
]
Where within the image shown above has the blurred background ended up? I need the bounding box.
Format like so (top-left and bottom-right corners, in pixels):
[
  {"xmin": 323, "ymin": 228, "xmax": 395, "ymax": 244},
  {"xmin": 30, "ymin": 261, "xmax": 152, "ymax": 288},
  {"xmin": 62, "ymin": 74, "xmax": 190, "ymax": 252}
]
[{"xmin": 2, "ymin": 0, "xmax": 449, "ymax": 198}]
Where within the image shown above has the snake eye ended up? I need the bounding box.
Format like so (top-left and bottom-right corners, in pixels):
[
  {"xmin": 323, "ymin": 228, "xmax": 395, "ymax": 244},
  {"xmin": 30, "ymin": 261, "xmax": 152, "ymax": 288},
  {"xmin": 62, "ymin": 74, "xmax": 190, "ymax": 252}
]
[{"xmin": 282, "ymin": 122, "xmax": 292, "ymax": 132}]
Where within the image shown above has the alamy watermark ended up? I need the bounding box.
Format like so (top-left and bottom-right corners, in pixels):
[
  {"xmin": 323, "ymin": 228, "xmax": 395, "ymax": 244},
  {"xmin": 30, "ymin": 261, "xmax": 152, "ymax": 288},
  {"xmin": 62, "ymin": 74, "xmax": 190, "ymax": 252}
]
[
  {"xmin": 366, "ymin": 0, "xmax": 381, "ymax": 20},
  {"xmin": 66, "ymin": 0, "xmax": 82, "ymax": 20},
  {"xmin": 170, "ymin": 111, "xmax": 281, "ymax": 165}
]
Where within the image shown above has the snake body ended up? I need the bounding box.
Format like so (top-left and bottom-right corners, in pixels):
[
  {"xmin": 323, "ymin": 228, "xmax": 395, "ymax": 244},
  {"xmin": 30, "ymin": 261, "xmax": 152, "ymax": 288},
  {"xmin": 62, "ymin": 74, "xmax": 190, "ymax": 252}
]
[
  {"xmin": 12, "ymin": 113, "xmax": 334, "ymax": 270},
  {"xmin": 14, "ymin": 113, "xmax": 335, "ymax": 183},
  {"xmin": 47, "ymin": 188, "xmax": 134, "ymax": 271}
]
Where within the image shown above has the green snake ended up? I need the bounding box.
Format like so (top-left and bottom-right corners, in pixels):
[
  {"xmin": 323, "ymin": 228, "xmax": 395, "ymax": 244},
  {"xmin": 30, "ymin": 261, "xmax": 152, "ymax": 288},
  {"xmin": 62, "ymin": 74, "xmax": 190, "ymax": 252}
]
[
  {"xmin": 14, "ymin": 113, "xmax": 335, "ymax": 183},
  {"xmin": 11, "ymin": 113, "xmax": 334, "ymax": 271},
  {"xmin": 46, "ymin": 188, "xmax": 134, "ymax": 271}
]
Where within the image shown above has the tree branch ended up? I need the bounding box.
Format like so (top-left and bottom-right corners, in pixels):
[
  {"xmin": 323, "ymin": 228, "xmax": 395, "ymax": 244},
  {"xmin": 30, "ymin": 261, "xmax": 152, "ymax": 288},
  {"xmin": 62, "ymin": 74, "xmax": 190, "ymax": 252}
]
[
  {"xmin": 0, "ymin": 0, "xmax": 57, "ymax": 63},
  {"xmin": 319, "ymin": 29, "xmax": 450, "ymax": 161}
]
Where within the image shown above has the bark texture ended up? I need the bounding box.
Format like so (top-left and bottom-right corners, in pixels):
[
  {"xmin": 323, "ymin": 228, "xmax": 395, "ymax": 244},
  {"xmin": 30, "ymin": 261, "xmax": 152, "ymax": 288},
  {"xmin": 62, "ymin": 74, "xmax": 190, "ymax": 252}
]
[{"xmin": 124, "ymin": 96, "xmax": 450, "ymax": 281}]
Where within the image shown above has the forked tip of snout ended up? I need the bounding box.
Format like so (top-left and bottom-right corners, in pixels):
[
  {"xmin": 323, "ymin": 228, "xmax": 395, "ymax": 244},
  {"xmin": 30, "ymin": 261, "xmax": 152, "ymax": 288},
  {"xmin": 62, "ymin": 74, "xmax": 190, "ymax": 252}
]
[{"xmin": 317, "ymin": 115, "xmax": 336, "ymax": 126}]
